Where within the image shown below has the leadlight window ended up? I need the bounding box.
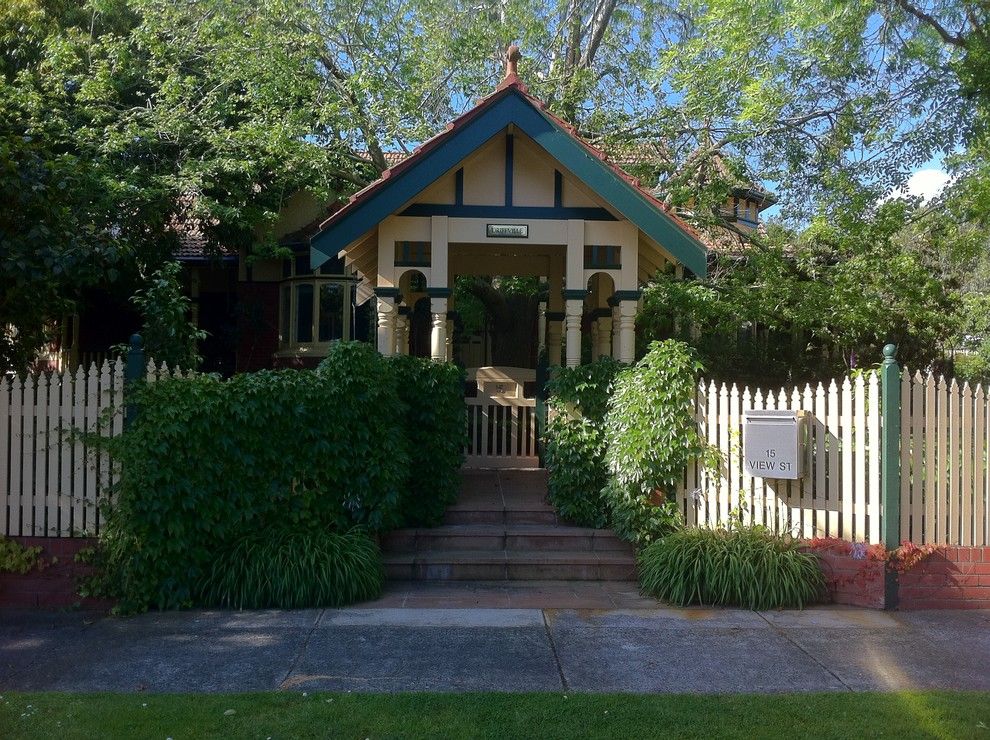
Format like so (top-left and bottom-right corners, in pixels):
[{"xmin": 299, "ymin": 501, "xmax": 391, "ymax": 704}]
[{"xmin": 278, "ymin": 255, "xmax": 355, "ymax": 354}]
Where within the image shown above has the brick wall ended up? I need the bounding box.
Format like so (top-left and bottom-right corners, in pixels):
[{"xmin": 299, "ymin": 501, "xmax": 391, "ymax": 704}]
[
  {"xmin": 814, "ymin": 544, "xmax": 990, "ymax": 610},
  {"xmin": 898, "ymin": 546, "xmax": 990, "ymax": 610},
  {"xmin": 0, "ymin": 537, "xmax": 112, "ymax": 611},
  {"xmin": 816, "ymin": 550, "xmax": 886, "ymax": 609}
]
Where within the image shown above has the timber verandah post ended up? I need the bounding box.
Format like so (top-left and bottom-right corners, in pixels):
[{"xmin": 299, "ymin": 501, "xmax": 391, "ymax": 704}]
[{"xmin": 880, "ymin": 343, "xmax": 901, "ymax": 609}]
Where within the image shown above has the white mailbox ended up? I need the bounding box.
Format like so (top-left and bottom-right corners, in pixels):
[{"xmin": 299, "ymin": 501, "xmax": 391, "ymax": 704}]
[{"xmin": 743, "ymin": 410, "xmax": 806, "ymax": 480}]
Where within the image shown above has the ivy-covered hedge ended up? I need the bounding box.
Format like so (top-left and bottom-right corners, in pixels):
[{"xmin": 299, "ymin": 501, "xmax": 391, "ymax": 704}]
[
  {"xmin": 543, "ymin": 358, "xmax": 621, "ymax": 528},
  {"xmin": 386, "ymin": 354, "xmax": 466, "ymax": 527},
  {"xmin": 95, "ymin": 342, "xmax": 465, "ymax": 613},
  {"xmin": 542, "ymin": 340, "xmax": 712, "ymax": 545}
]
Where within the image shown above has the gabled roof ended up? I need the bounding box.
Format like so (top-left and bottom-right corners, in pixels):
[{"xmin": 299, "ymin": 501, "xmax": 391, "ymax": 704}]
[{"xmin": 310, "ymin": 76, "xmax": 709, "ymax": 277}]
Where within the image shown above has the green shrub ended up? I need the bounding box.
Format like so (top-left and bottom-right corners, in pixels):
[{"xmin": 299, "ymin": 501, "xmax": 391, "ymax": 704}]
[
  {"xmin": 98, "ymin": 341, "xmax": 408, "ymax": 612},
  {"xmin": 385, "ymin": 354, "xmax": 466, "ymax": 527},
  {"xmin": 199, "ymin": 527, "xmax": 384, "ymax": 609},
  {"xmin": 603, "ymin": 340, "xmax": 710, "ymax": 544},
  {"xmin": 543, "ymin": 358, "xmax": 622, "ymax": 528},
  {"xmin": 639, "ymin": 526, "xmax": 825, "ymax": 609},
  {"xmin": 0, "ymin": 536, "xmax": 43, "ymax": 574}
]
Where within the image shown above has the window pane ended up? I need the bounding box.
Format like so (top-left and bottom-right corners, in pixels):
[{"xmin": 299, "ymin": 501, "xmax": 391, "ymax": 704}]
[
  {"xmin": 295, "ymin": 283, "xmax": 314, "ymax": 342},
  {"xmin": 280, "ymin": 285, "xmax": 291, "ymax": 343},
  {"xmin": 318, "ymin": 282, "xmax": 344, "ymax": 342}
]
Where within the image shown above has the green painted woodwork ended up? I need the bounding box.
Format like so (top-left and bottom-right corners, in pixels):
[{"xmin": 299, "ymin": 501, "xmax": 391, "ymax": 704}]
[{"xmin": 881, "ymin": 343, "xmax": 901, "ymax": 609}]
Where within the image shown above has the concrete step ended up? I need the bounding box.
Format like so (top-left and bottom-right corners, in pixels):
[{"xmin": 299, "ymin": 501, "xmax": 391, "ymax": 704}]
[
  {"xmin": 383, "ymin": 549, "xmax": 637, "ymax": 582},
  {"xmin": 381, "ymin": 524, "xmax": 633, "ymax": 555}
]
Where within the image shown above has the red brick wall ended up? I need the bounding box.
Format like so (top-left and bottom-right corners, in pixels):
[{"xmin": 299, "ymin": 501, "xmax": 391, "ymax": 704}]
[
  {"xmin": 0, "ymin": 537, "xmax": 112, "ymax": 611},
  {"xmin": 898, "ymin": 546, "xmax": 990, "ymax": 610},
  {"xmin": 813, "ymin": 544, "xmax": 990, "ymax": 610},
  {"xmin": 816, "ymin": 550, "xmax": 886, "ymax": 609},
  {"xmin": 235, "ymin": 282, "xmax": 280, "ymax": 372}
]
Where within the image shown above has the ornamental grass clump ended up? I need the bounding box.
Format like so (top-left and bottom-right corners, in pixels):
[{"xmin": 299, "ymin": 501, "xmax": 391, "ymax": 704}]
[
  {"xmin": 638, "ymin": 526, "xmax": 825, "ymax": 610},
  {"xmin": 199, "ymin": 528, "xmax": 384, "ymax": 609}
]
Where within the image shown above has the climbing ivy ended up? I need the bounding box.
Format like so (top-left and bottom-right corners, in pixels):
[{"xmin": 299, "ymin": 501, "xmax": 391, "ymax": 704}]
[
  {"xmin": 603, "ymin": 340, "xmax": 715, "ymax": 545},
  {"xmin": 543, "ymin": 358, "xmax": 622, "ymax": 528}
]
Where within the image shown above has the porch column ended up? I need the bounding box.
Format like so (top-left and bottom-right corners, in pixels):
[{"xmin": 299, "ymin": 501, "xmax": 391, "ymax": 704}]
[
  {"xmin": 430, "ymin": 295, "xmax": 448, "ymax": 362},
  {"xmin": 596, "ymin": 312, "xmax": 612, "ymax": 359},
  {"xmin": 616, "ymin": 293, "xmax": 639, "ymax": 364},
  {"xmin": 395, "ymin": 307, "xmax": 410, "ymax": 355},
  {"xmin": 564, "ymin": 298, "xmax": 583, "ymax": 368},
  {"xmin": 563, "ymin": 219, "xmax": 585, "ymax": 368},
  {"xmin": 610, "ymin": 298, "xmax": 620, "ymax": 360},
  {"xmin": 375, "ymin": 292, "xmax": 397, "ymax": 356}
]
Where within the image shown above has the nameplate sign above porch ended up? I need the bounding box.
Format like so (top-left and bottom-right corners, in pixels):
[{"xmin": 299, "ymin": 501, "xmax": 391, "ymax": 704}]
[{"xmin": 486, "ymin": 223, "xmax": 528, "ymax": 238}]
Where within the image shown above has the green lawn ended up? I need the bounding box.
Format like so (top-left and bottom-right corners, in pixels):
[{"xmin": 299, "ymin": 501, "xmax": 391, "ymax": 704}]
[{"xmin": 1, "ymin": 691, "xmax": 987, "ymax": 739}]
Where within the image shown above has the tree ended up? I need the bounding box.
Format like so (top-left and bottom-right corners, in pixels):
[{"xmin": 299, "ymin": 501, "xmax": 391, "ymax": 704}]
[{"xmin": 0, "ymin": 0, "xmax": 355, "ymax": 370}]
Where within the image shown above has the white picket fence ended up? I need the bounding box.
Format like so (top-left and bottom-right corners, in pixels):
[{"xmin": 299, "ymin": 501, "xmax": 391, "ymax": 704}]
[
  {"xmin": 3, "ymin": 361, "xmax": 989, "ymax": 545},
  {"xmin": 1, "ymin": 359, "xmax": 182, "ymax": 537},
  {"xmin": 899, "ymin": 372, "xmax": 989, "ymax": 546},
  {"xmin": 678, "ymin": 373, "xmax": 883, "ymax": 542},
  {"xmin": 680, "ymin": 370, "xmax": 990, "ymax": 546}
]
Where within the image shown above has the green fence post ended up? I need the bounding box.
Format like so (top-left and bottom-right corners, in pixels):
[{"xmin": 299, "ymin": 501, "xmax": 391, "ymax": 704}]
[
  {"xmin": 881, "ymin": 343, "xmax": 901, "ymax": 609},
  {"xmin": 124, "ymin": 333, "xmax": 144, "ymax": 428}
]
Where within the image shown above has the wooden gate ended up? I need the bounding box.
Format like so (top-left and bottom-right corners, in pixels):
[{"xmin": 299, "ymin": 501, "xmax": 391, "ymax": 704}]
[{"xmin": 463, "ymin": 366, "xmax": 539, "ymax": 468}]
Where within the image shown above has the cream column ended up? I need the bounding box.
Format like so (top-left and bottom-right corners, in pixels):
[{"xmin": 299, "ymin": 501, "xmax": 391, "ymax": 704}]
[
  {"xmin": 563, "ymin": 300, "xmax": 583, "ymax": 367},
  {"xmin": 617, "ymin": 297, "xmax": 637, "ymax": 364},
  {"xmin": 563, "ymin": 219, "xmax": 586, "ymax": 367},
  {"xmin": 596, "ymin": 313, "xmax": 612, "ymax": 359},
  {"xmin": 610, "ymin": 299, "xmax": 620, "ymax": 359},
  {"xmin": 375, "ymin": 293, "xmax": 397, "ymax": 357},
  {"xmin": 430, "ymin": 296, "xmax": 448, "ymax": 362},
  {"xmin": 547, "ymin": 270, "xmax": 564, "ymax": 366},
  {"xmin": 395, "ymin": 309, "xmax": 410, "ymax": 355}
]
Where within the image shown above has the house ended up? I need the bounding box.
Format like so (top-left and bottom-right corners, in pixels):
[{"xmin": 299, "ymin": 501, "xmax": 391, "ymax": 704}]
[{"xmin": 59, "ymin": 46, "xmax": 775, "ymax": 377}]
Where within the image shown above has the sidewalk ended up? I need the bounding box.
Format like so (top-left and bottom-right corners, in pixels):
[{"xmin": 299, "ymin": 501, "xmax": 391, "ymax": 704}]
[{"xmin": 2, "ymin": 603, "xmax": 987, "ymax": 694}]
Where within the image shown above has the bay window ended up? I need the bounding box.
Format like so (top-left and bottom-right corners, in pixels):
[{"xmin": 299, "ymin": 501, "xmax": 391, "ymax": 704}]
[{"xmin": 278, "ymin": 257, "xmax": 356, "ymax": 354}]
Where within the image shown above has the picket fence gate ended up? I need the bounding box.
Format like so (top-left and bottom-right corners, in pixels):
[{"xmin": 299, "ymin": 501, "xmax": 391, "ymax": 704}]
[{"xmin": 2, "ymin": 359, "xmax": 988, "ymax": 545}]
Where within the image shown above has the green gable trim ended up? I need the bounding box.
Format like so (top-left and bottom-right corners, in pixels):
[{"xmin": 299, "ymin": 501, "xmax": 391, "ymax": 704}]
[{"xmin": 312, "ymin": 90, "xmax": 707, "ymax": 276}]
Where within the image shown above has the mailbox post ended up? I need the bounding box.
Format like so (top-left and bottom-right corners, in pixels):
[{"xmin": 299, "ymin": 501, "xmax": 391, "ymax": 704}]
[{"xmin": 743, "ymin": 410, "xmax": 806, "ymax": 480}]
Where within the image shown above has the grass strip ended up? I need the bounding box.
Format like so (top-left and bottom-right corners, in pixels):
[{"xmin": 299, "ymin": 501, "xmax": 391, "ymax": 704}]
[{"xmin": 1, "ymin": 690, "xmax": 987, "ymax": 739}]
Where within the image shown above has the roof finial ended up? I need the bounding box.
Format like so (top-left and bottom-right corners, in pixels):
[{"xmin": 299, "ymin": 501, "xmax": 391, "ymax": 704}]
[{"xmin": 504, "ymin": 44, "xmax": 521, "ymax": 79}]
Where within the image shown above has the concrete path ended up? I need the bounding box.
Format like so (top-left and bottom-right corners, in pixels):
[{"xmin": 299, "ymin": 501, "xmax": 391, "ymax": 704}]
[{"xmin": 2, "ymin": 606, "xmax": 988, "ymax": 694}]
